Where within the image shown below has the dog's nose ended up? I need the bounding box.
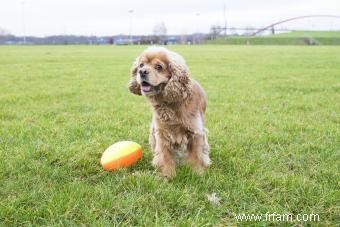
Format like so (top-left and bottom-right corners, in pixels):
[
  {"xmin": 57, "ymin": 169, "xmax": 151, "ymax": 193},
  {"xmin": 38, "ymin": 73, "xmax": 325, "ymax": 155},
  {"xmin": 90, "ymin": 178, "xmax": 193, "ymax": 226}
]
[{"xmin": 139, "ymin": 69, "xmax": 149, "ymax": 79}]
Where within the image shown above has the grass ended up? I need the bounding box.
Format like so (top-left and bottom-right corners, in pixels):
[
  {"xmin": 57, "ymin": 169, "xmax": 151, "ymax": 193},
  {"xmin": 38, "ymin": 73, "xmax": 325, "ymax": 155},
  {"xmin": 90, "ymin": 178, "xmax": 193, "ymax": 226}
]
[
  {"xmin": 0, "ymin": 45, "xmax": 339, "ymax": 226},
  {"xmin": 207, "ymin": 30, "xmax": 340, "ymax": 45},
  {"xmin": 273, "ymin": 31, "xmax": 340, "ymax": 38}
]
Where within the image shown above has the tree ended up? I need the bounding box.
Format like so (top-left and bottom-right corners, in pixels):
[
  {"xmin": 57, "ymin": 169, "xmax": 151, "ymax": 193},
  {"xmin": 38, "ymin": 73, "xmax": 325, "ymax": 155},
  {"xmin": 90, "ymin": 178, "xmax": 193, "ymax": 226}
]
[
  {"xmin": 243, "ymin": 25, "xmax": 255, "ymax": 36},
  {"xmin": 229, "ymin": 27, "xmax": 238, "ymax": 36},
  {"xmin": 153, "ymin": 22, "xmax": 167, "ymax": 44},
  {"xmin": 0, "ymin": 27, "xmax": 10, "ymax": 36},
  {"xmin": 209, "ymin": 25, "xmax": 222, "ymax": 40}
]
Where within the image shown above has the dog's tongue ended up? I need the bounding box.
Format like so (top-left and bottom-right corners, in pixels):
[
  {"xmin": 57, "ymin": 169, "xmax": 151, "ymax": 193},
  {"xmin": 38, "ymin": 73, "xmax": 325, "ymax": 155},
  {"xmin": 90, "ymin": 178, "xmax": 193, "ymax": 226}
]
[{"xmin": 141, "ymin": 85, "xmax": 151, "ymax": 92}]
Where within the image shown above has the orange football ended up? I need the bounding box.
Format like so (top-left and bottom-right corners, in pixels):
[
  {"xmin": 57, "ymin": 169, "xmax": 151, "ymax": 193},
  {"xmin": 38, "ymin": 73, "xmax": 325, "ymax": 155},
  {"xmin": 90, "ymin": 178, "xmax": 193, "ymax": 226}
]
[{"xmin": 100, "ymin": 141, "xmax": 142, "ymax": 171}]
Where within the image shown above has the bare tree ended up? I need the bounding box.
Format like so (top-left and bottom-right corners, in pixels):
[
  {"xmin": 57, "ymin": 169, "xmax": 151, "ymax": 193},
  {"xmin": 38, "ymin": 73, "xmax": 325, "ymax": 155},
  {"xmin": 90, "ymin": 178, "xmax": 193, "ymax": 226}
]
[
  {"xmin": 209, "ymin": 25, "xmax": 222, "ymax": 39},
  {"xmin": 243, "ymin": 25, "xmax": 255, "ymax": 36},
  {"xmin": 229, "ymin": 27, "xmax": 238, "ymax": 36},
  {"xmin": 0, "ymin": 27, "xmax": 10, "ymax": 36},
  {"xmin": 153, "ymin": 22, "xmax": 167, "ymax": 44}
]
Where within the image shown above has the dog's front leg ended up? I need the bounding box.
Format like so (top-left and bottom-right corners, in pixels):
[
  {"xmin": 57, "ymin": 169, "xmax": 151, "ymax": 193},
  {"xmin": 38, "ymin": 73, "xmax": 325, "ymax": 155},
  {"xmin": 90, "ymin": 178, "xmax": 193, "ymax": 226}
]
[
  {"xmin": 152, "ymin": 136, "xmax": 176, "ymax": 178},
  {"xmin": 187, "ymin": 133, "xmax": 211, "ymax": 174}
]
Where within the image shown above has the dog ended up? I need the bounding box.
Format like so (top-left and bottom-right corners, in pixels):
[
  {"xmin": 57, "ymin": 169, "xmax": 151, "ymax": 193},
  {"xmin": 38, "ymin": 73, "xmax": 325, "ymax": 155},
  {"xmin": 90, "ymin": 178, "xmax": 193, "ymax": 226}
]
[{"xmin": 128, "ymin": 46, "xmax": 211, "ymax": 178}]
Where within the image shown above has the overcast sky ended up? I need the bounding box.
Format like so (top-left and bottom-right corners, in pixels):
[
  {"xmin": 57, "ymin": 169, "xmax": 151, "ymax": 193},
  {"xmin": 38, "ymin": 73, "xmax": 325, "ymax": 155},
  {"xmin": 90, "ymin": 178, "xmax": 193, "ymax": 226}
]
[{"xmin": 0, "ymin": 0, "xmax": 339, "ymax": 36}]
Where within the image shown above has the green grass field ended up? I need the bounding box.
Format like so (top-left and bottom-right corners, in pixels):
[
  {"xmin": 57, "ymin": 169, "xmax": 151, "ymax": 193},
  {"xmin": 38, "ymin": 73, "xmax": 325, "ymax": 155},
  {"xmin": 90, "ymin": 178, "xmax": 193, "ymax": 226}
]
[
  {"xmin": 208, "ymin": 31, "xmax": 340, "ymax": 45},
  {"xmin": 0, "ymin": 45, "xmax": 339, "ymax": 226},
  {"xmin": 273, "ymin": 31, "xmax": 340, "ymax": 38}
]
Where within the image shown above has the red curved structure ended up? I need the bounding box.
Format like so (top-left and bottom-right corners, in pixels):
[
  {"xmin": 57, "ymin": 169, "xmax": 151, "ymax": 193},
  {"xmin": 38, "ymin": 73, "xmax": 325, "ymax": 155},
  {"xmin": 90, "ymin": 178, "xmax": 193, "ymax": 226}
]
[{"xmin": 252, "ymin": 15, "xmax": 340, "ymax": 36}]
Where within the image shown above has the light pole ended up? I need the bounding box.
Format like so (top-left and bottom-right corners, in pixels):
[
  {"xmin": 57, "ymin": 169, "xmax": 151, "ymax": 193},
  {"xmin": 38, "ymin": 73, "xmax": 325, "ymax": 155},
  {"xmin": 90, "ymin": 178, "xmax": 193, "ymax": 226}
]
[
  {"xmin": 21, "ymin": 0, "xmax": 26, "ymax": 44},
  {"xmin": 195, "ymin": 13, "xmax": 200, "ymax": 44},
  {"xmin": 128, "ymin": 10, "xmax": 134, "ymax": 44},
  {"xmin": 223, "ymin": 2, "xmax": 227, "ymax": 36}
]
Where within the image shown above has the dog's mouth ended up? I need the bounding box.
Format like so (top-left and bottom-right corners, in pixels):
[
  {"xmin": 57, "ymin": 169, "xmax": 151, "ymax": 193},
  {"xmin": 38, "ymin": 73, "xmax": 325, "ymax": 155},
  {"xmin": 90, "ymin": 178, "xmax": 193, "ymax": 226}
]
[
  {"xmin": 141, "ymin": 81, "xmax": 153, "ymax": 92},
  {"xmin": 140, "ymin": 81, "xmax": 163, "ymax": 94}
]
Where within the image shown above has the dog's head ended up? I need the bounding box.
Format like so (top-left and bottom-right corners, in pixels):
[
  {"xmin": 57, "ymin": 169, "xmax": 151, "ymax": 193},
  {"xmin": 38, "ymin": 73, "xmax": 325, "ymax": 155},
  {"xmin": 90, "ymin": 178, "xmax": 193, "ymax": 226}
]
[{"xmin": 128, "ymin": 46, "xmax": 191, "ymax": 102}]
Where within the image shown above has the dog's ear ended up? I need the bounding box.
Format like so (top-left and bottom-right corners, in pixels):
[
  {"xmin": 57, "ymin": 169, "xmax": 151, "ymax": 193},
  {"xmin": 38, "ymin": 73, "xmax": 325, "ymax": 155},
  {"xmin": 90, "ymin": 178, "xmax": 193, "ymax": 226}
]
[
  {"xmin": 162, "ymin": 54, "xmax": 192, "ymax": 102},
  {"xmin": 128, "ymin": 57, "xmax": 142, "ymax": 95}
]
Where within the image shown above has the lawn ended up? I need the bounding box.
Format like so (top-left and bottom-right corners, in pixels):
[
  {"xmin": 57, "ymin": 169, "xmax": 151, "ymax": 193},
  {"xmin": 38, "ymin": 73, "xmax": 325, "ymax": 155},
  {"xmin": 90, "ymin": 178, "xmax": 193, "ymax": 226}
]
[
  {"xmin": 273, "ymin": 31, "xmax": 340, "ymax": 38},
  {"xmin": 0, "ymin": 45, "xmax": 339, "ymax": 226},
  {"xmin": 208, "ymin": 31, "xmax": 340, "ymax": 45}
]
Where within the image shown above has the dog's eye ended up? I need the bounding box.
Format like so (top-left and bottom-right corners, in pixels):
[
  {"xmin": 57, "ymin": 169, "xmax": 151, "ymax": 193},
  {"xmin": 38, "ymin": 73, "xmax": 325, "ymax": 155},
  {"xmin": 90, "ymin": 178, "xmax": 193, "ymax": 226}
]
[
  {"xmin": 139, "ymin": 63, "xmax": 144, "ymax": 68},
  {"xmin": 155, "ymin": 64, "xmax": 162, "ymax": 71}
]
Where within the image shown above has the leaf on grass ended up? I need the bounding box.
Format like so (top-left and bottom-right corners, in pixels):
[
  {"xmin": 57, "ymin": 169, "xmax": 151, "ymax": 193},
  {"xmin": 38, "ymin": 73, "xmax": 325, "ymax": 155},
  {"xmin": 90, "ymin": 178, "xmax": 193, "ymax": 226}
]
[{"xmin": 207, "ymin": 193, "xmax": 221, "ymax": 206}]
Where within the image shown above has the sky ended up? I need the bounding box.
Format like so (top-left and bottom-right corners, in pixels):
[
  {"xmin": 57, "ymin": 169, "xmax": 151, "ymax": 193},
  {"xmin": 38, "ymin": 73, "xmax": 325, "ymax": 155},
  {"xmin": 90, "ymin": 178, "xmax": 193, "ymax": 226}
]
[{"xmin": 0, "ymin": 0, "xmax": 340, "ymax": 37}]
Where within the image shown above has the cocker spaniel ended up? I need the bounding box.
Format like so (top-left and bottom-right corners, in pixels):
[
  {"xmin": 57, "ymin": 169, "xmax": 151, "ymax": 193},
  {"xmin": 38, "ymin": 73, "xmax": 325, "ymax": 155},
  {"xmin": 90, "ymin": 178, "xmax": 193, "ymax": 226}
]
[{"xmin": 128, "ymin": 46, "xmax": 211, "ymax": 178}]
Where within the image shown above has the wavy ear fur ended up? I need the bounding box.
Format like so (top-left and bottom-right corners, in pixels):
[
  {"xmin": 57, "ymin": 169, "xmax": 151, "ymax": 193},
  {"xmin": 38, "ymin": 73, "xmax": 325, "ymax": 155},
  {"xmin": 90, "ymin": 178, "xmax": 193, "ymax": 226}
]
[
  {"xmin": 128, "ymin": 57, "xmax": 142, "ymax": 95},
  {"xmin": 162, "ymin": 54, "xmax": 192, "ymax": 103}
]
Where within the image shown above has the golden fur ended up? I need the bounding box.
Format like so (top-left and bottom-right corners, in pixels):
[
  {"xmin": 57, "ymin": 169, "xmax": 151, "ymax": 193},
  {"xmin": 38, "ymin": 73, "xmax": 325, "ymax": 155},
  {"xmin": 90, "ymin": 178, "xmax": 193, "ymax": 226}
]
[{"xmin": 128, "ymin": 46, "xmax": 211, "ymax": 178}]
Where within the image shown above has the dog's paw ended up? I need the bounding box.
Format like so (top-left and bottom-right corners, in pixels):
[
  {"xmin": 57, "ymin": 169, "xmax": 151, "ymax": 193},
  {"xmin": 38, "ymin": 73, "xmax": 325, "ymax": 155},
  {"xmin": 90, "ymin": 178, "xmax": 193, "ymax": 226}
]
[{"xmin": 160, "ymin": 166, "xmax": 176, "ymax": 179}]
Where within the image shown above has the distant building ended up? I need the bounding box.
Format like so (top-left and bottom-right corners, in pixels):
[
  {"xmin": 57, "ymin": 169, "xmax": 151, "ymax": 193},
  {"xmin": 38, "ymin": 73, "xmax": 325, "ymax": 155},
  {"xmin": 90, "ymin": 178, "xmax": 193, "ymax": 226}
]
[
  {"xmin": 114, "ymin": 38, "xmax": 129, "ymax": 45},
  {"xmin": 165, "ymin": 36, "xmax": 179, "ymax": 45}
]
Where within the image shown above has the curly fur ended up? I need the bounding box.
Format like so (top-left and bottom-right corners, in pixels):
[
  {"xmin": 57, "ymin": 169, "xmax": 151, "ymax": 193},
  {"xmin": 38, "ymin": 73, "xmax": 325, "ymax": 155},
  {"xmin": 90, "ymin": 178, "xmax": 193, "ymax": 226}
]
[
  {"xmin": 128, "ymin": 46, "xmax": 211, "ymax": 178},
  {"xmin": 128, "ymin": 57, "xmax": 142, "ymax": 95}
]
